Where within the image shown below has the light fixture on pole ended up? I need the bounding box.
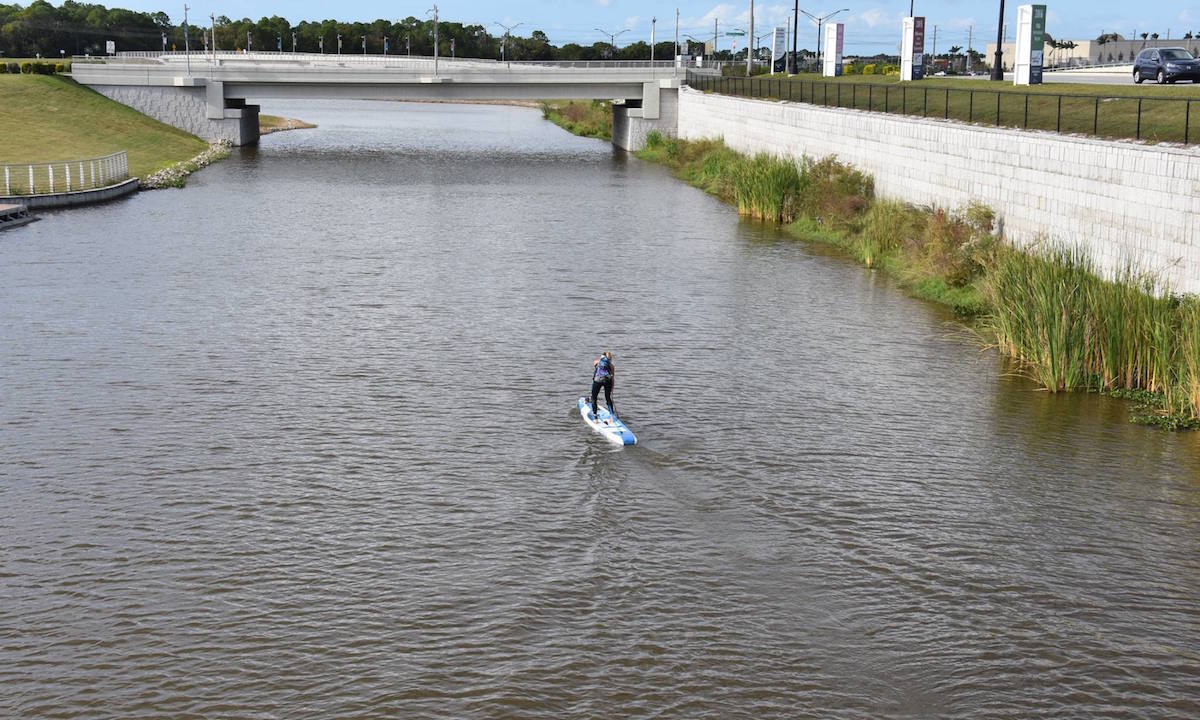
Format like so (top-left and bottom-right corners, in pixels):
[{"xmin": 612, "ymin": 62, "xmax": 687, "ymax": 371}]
[
  {"xmin": 210, "ymin": 12, "xmax": 216, "ymax": 63},
  {"xmin": 246, "ymin": 30, "xmax": 251, "ymax": 52},
  {"xmin": 799, "ymin": 8, "xmax": 849, "ymax": 72},
  {"xmin": 337, "ymin": 33, "xmax": 342, "ymax": 54},
  {"xmin": 495, "ymin": 21, "xmax": 522, "ymax": 65},
  {"xmin": 361, "ymin": 35, "xmax": 366, "ymax": 54},
  {"xmin": 595, "ymin": 27, "xmax": 629, "ymax": 59},
  {"xmin": 651, "ymin": 17, "xmax": 657, "ymax": 63}
]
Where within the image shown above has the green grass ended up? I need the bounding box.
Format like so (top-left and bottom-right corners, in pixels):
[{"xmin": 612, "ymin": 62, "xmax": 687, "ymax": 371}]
[
  {"xmin": 691, "ymin": 72, "xmax": 1200, "ymax": 144},
  {"xmin": 0, "ymin": 74, "xmax": 208, "ymax": 180},
  {"xmin": 540, "ymin": 100, "xmax": 613, "ymax": 140}
]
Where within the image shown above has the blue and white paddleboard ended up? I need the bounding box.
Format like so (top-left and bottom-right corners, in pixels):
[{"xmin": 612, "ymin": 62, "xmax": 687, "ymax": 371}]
[{"xmin": 578, "ymin": 397, "xmax": 637, "ymax": 446}]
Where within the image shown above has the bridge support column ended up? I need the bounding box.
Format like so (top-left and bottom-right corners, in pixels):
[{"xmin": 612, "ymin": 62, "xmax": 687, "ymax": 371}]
[
  {"xmin": 86, "ymin": 78, "xmax": 259, "ymax": 147},
  {"xmin": 612, "ymin": 80, "xmax": 680, "ymax": 151}
]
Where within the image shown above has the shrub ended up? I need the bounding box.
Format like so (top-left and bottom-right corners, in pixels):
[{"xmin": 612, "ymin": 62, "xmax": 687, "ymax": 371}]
[
  {"xmin": 858, "ymin": 200, "xmax": 925, "ymax": 267},
  {"xmin": 20, "ymin": 62, "xmax": 33, "ymax": 74},
  {"xmin": 54, "ymin": 63, "xmax": 66, "ymax": 73},
  {"xmin": 644, "ymin": 130, "xmax": 665, "ymax": 149},
  {"xmin": 6, "ymin": 62, "xmax": 19, "ymax": 74},
  {"xmin": 843, "ymin": 63, "xmax": 861, "ymax": 75},
  {"xmin": 862, "ymin": 63, "xmax": 876, "ymax": 75},
  {"xmin": 0, "ymin": 63, "xmax": 6, "ymax": 74}
]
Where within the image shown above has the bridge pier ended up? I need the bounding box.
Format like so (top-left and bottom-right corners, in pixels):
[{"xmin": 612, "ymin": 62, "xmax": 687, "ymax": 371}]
[
  {"xmin": 612, "ymin": 81, "xmax": 680, "ymax": 152},
  {"xmin": 86, "ymin": 78, "xmax": 260, "ymax": 147}
]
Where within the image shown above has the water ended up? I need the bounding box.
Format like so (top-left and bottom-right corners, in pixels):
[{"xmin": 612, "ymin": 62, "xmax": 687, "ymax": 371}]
[{"xmin": 2, "ymin": 100, "xmax": 1198, "ymax": 719}]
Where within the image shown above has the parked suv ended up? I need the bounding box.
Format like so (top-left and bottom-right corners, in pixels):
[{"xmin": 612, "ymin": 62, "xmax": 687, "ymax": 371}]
[{"xmin": 1133, "ymin": 47, "xmax": 1200, "ymax": 84}]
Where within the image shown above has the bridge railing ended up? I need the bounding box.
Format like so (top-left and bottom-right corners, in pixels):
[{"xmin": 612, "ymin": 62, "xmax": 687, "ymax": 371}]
[
  {"xmin": 1, "ymin": 152, "xmax": 129, "ymax": 196},
  {"xmin": 94, "ymin": 50, "xmax": 678, "ymax": 70}
]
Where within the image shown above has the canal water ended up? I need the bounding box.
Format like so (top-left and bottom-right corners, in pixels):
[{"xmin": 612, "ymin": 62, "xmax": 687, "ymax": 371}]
[{"xmin": 2, "ymin": 100, "xmax": 1198, "ymax": 718}]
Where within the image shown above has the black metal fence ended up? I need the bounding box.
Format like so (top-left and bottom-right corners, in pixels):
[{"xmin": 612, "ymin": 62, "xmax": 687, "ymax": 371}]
[{"xmin": 686, "ymin": 70, "xmax": 1197, "ymax": 145}]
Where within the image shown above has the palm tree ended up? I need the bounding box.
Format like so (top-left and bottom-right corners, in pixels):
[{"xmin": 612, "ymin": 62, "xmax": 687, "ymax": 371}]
[{"xmin": 949, "ymin": 44, "xmax": 962, "ymax": 72}]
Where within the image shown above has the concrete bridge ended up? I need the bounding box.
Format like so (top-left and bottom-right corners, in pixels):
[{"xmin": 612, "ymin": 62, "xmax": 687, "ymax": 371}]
[{"xmin": 71, "ymin": 52, "xmax": 682, "ymax": 149}]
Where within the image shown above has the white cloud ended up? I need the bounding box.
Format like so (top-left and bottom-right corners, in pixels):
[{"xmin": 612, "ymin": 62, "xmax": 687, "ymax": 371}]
[{"xmin": 857, "ymin": 9, "xmax": 894, "ymax": 29}]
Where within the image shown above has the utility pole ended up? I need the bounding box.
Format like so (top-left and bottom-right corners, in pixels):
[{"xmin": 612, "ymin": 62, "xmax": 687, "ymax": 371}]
[
  {"xmin": 361, "ymin": 35, "xmax": 366, "ymax": 54},
  {"xmin": 183, "ymin": 4, "xmax": 190, "ymax": 75},
  {"xmin": 990, "ymin": 0, "xmax": 1005, "ymax": 80},
  {"xmin": 651, "ymin": 17, "xmax": 657, "ymax": 63},
  {"xmin": 714, "ymin": 18, "xmax": 719, "ymax": 63},
  {"xmin": 337, "ymin": 33, "xmax": 341, "ymax": 54},
  {"xmin": 210, "ymin": 12, "xmax": 216, "ymax": 64},
  {"xmin": 747, "ymin": 0, "xmax": 754, "ymax": 76},
  {"xmin": 246, "ymin": 30, "xmax": 251, "ymax": 52},
  {"xmin": 319, "ymin": 36, "xmax": 324, "ymax": 53},
  {"xmin": 292, "ymin": 32, "xmax": 296, "ymax": 52}
]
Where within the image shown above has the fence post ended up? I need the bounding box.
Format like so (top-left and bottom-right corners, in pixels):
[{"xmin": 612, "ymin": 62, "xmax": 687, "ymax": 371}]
[
  {"xmin": 65, "ymin": 163, "xmax": 71, "ymax": 191},
  {"xmin": 1093, "ymin": 97, "xmax": 1099, "ymax": 136},
  {"xmin": 852, "ymin": 84, "xmax": 856, "ymax": 109},
  {"xmin": 1136, "ymin": 98, "xmax": 1142, "ymax": 140},
  {"xmin": 4, "ymin": 166, "xmax": 8, "ymax": 196},
  {"xmin": 1024, "ymin": 95, "xmax": 1029, "ymax": 127},
  {"xmin": 969, "ymin": 91, "xmax": 974, "ymax": 122},
  {"xmin": 885, "ymin": 86, "xmax": 889, "ymax": 113},
  {"xmin": 29, "ymin": 165, "xmax": 34, "ymax": 193},
  {"xmin": 1187, "ymin": 100, "xmax": 1192, "ymax": 145},
  {"xmin": 1057, "ymin": 96, "xmax": 1062, "ymax": 132},
  {"xmin": 996, "ymin": 92, "xmax": 1001, "ymax": 126},
  {"xmin": 902, "ymin": 85, "xmax": 906, "ymax": 115},
  {"xmin": 944, "ymin": 90, "xmax": 949, "ymax": 119},
  {"xmin": 79, "ymin": 162, "xmax": 84, "ymax": 188},
  {"xmin": 90, "ymin": 161, "xmax": 96, "ymax": 188},
  {"xmin": 924, "ymin": 87, "xmax": 928, "ymax": 117},
  {"xmin": 49, "ymin": 165, "xmax": 54, "ymax": 193}
]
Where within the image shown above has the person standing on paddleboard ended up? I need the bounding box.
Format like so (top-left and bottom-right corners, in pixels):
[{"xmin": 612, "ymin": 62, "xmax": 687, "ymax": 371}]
[{"xmin": 590, "ymin": 351, "xmax": 616, "ymax": 419}]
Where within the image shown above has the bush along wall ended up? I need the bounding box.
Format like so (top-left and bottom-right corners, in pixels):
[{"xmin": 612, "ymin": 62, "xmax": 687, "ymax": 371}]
[{"xmin": 637, "ymin": 131, "xmax": 1200, "ymax": 430}]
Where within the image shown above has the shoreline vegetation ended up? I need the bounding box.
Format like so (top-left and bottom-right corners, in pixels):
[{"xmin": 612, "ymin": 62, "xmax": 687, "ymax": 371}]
[
  {"xmin": 538, "ymin": 98, "xmax": 1200, "ymax": 429},
  {"xmin": 630, "ymin": 129, "xmax": 1200, "ymax": 429},
  {"xmin": 541, "ymin": 100, "xmax": 613, "ymax": 140},
  {"xmin": 259, "ymin": 115, "xmax": 318, "ymax": 135}
]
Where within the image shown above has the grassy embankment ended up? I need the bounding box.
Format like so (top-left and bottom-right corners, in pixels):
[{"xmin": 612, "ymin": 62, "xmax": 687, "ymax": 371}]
[
  {"xmin": 541, "ymin": 100, "xmax": 612, "ymax": 140},
  {"xmin": 696, "ymin": 72, "xmax": 1200, "ymax": 144},
  {"xmin": 630, "ymin": 126, "xmax": 1200, "ymax": 428},
  {"xmin": 1, "ymin": 74, "xmax": 316, "ymax": 190},
  {"xmin": 0, "ymin": 73, "xmax": 208, "ymax": 182}
]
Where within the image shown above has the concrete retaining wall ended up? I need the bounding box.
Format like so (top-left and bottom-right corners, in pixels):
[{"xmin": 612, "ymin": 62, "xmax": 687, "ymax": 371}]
[
  {"xmin": 87, "ymin": 84, "xmax": 259, "ymax": 146},
  {"xmin": 678, "ymin": 87, "xmax": 1200, "ymax": 293},
  {"xmin": 0, "ymin": 178, "xmax": 140, "ymax": 209}
]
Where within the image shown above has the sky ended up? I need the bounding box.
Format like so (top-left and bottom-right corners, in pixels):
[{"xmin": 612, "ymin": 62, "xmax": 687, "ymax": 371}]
[{"xmin": 72, "ymin": 1, "xmax": 1200, "ymax": 55}]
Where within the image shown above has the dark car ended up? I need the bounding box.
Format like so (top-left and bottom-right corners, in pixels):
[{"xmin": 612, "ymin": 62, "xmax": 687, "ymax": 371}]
[{"xmin": 1133, "ymin": 47, "xmax": 1200, "ymax": 84}]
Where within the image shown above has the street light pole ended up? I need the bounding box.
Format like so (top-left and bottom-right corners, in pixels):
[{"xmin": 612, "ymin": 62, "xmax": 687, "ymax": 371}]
[
  {"xmin": 183, "ymin": 4, "xmax": 190, "ymax": 75},
  {"xmin": 791, "ymin": 0, "xmax": 798, "ymax": 73},
  {"xmin": 651, "ymin": 17, "xmax": 656, "ymax": 63},
  {"xmin": 595, "ymin": 27, "xmax": 629, "ymax": 58},
  {"xmin": 495, "ymin": 22, "xmax": 522, "ymax": 66},
  {"xmin": 428, "ymin": 5, "xmax": 439, "ymax": 77},
  {"xmin": 800, "ymin": 8, "xmax": 849, "ymax": 73},
  {"xmin": 990, "ymin": 0, "xmax": 1005, "ymax": 80},
  {"xmin": 747, "ymin": 0, "xmax": 754, "ymax": 77}
]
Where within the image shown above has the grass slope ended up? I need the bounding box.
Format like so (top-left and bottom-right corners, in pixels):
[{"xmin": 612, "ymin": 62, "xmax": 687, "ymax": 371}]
[{"xmin": 0, "ymin": 74, "xmax": 208, "ymax": 178}]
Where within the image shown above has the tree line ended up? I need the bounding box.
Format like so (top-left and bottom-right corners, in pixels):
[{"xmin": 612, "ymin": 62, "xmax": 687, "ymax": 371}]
[{"xmin": 0, "ymin": 0, "xmax": 688, "ymax": 61}]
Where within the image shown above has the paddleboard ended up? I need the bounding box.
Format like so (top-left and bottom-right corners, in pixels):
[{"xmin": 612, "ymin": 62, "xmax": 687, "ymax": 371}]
[{"xmin": 578, "ymin": 397, "xmax": 637, "ymax": 446}]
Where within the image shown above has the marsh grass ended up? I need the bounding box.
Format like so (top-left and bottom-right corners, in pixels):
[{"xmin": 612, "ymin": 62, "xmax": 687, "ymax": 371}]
[
  {"xmin": 635, "ymin": 133, "xmax": 1200, "ymax": 428},
  {"xmin": 540, "ymin": 100, "xmax": 612, "ymax": 140}
]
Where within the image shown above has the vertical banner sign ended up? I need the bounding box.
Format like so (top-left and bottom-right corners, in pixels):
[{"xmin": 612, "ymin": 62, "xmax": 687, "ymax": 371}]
[
  {"xmin": 912, "ymin": 17, "xmax": 925, "ymax": 80},
  {"xmin": 823, "ymin": 23, "xmax": 844, "ymax": 76},
  {"xmin": 1014, "ymin": 4, "xmax": 1046, "ymax": 84},
  {"xmin": 1030, "ymin": 4, "xmax": 1046, "ymax": 83},
  {"xmin": 105, "ymin": 40, "xmax": 115, "ymax": 55},
  {"xmin": 901, "ymin": 17, "xmax": 925, "ymax": 80},
  {"xmin": 772, "ymin": 27, "xmax": 787, "ymax": 72}
]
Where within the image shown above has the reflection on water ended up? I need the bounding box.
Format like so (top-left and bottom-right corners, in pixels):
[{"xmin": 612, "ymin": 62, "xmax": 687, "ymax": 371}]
[{"xmin": 1, "ymin": 99, "xmax": 1198, "ymax": 719}]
